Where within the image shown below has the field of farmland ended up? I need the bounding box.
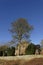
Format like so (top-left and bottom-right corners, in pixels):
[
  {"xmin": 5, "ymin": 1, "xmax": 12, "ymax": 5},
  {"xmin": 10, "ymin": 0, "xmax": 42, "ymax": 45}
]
[{"xmin": 0, "ymin": 55, "xmax": 43, "ymax": 65}]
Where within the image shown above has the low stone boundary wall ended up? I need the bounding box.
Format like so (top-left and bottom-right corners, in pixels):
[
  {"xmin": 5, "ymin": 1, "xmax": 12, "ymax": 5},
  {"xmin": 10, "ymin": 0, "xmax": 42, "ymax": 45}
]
[{"xmin": 0, "ymin": 55, "xmax": 43, "ymax": 61}]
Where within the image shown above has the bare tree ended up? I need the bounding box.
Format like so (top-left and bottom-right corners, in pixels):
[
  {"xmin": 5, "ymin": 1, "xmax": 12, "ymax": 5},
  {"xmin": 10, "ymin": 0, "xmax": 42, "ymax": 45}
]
[{"xmin": 9, "ymin": 18, "xmax": 33, "ymax": 55}]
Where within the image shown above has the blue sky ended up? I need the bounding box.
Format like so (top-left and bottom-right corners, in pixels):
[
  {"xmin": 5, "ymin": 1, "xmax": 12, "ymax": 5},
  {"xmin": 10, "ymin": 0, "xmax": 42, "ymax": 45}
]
[{"xmin": 0, "ymin": 0, "xmax": 43, "ymax": 45}]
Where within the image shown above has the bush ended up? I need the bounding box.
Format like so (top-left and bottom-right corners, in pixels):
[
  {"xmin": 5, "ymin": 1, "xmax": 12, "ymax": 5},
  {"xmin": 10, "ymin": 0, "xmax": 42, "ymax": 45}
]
[
  {"xmin": 25, "ymin": 43, "xmax": 35, "ymax": 55},
  {"xmin": 7, "ymin": 47, "xmax": 15, "ymax": 56}
]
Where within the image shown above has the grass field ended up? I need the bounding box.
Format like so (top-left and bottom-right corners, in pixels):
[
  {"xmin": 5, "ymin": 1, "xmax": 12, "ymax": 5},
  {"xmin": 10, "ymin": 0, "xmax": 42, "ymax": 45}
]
[
  {"xmin": 0, "ymin": 55, "xmax": 43, "ymax": 60},
  {"xmin": 0, "ymin": 55, "xmax": 43, "ymax": 65}
]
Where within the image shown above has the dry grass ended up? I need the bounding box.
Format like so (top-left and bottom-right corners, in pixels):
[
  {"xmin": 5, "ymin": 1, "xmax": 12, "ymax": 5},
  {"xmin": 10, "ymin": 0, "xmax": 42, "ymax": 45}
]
[
  {"xmin": 0, "ymin": 55, "xmax": 43, "ymax": 60},
  {"xmin": 25, "ymin": 58, "xmax": 43, "ymax": 65},
  {"xmin": 0, "ymin": 58, "xmax": 43, "ymax": 65},
  {"xmin": 0, "ymin": 55, "xmax": 43, "ymax": 65}
]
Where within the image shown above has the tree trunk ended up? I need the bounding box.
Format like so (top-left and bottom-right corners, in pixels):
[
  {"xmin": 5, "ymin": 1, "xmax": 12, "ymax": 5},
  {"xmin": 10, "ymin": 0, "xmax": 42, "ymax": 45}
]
[
  {"xmin": 19, "ymin": 44, "xmax": 21, "ymax": 55},
  {"xmin": 19, "ymin": 40, "xmax": 21, "ymax": 55}
]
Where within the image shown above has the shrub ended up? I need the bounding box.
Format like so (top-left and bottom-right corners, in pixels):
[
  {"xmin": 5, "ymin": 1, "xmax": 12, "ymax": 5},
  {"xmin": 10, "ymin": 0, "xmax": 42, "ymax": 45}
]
[
  {"xmin": 7, "ymin": 47, "xmax": 15, "ymax": 56},
  {"xmin": 25, "ymin": 43, "xmax": 35, "ymax": 55}
]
